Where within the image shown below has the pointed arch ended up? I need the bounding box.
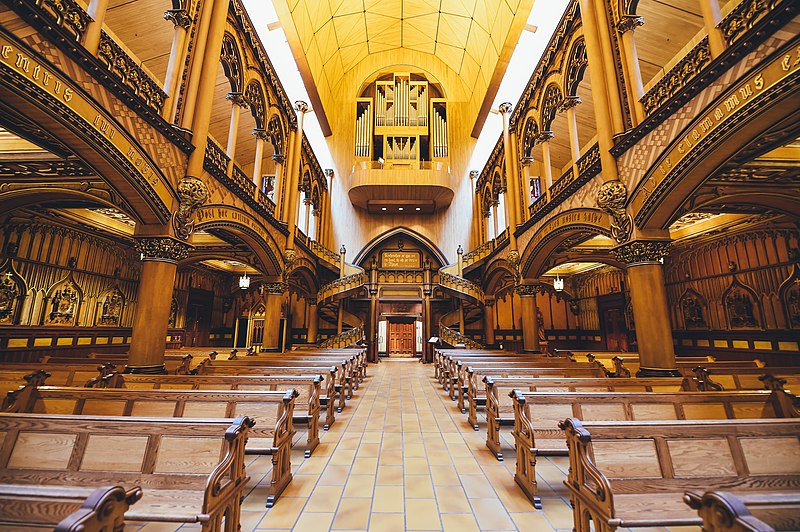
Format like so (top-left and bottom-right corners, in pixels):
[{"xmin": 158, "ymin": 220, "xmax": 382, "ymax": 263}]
[
  {"xmin": 722, "ymin": 278, "xmax": 762, "ymax": 329},
  {"xmin": 519, "ymin": 115, "xmax": 540, "ymax": 160},
  {"xmin": 244, "ymin": 79, "xmax": 267, "ymax": 129},
  {"xmin": 44, "ymin": 273, "xmax": 83, "ymax": 326},
  {"xmin": 539, "ymin": 83, "xmax": 563, "ymax": 131},
  {"xmin": 353, "ymin": 227, "xmax": 448, "ymax": 268},
  {"xmin": 220, "ymin": 33, "xmax": 245, "ymax": 93},
  {"xmin": 678, "ymin": 287, "xmax": 708, "ymax": 329},
  {"xmin": 564, "ymin": 37, "xmax": 588, "ymax": 97}
]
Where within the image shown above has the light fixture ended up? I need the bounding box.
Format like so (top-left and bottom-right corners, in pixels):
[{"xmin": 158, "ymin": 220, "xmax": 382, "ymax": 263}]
[
  {"xmin": 415, "ymin": 207, "xmax": 421, "ymax": 211},
  {"xmin": 381, "ymin": 207, "xmax": 387, "ymax": 211},
  {"xmin": 239, "ymin": 272, "xmax": 250, "ymax": 290},
  {"xmin": 398, "ymin": 207, "xmax": 403, "ymax": 211},
  {"xmin": 553, "ymin": 275, "xmax": 564, "ymax": 292}
]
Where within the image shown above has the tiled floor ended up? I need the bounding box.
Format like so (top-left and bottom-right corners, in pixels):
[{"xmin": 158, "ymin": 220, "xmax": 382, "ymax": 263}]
[{"xmin": 133, "ymin": 359, "xmax": 700, "ymax": 531}]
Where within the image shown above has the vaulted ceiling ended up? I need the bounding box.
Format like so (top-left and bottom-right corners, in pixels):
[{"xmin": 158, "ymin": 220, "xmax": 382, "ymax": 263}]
[{"xmin": 273, "ymin": 0, "xmax": 534, "ymax": 135}]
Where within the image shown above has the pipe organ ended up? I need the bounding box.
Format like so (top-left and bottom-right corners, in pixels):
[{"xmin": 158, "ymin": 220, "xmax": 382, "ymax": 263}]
[{"xmin": 355, "ymin": 72, "xmax": 447, "ymax": 168}]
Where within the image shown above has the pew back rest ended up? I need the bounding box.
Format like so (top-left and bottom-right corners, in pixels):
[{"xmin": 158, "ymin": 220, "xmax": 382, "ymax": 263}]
[
  {"xmin": 561, "ymin": 417, "xmax": 800, "ymax": 499},
  {"xmin": 699, "ymin": 368, "xmax": 800, "ymax": 391},
  {"xmin": 0, "ymin": 366, "xmax": 100, "ymax": 391},
  {"xmin": 6, "ymin": 387, "xmax": 297, "ymax": 450},
  {"xmin": 0, "ymin": 412, "xmax": 252, "ymax": 495}
]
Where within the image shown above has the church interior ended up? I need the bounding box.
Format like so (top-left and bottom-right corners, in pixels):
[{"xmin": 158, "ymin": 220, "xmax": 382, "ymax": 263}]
[{"xmin": 0, "ymin": 0, "xmax": 798, "ymax": 529}]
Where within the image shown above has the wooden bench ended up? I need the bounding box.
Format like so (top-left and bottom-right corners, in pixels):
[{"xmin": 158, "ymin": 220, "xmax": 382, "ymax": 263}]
[
  {"xmin": 0, "ymin": 484, "xmax": 144, "ymax": 531},
  {"xmin": 0, "ymin": 364, "xmax": 115, "ymax": 396},
  {"xmin": 433, "ymin": 349, "xmax": 523, "ymax": 383},
  {"xmin": 510, "ymin": 389, "xmax": 798, "ymax": 508},
  {"xmin": 463, "ymin": 365, "xmax": 608, "ymax": 419},
  {"xmin": 455, "ymin": 361, "xmax": 606, "ymax": 408},
  {"xmin": 199, "ymin": 358, "xmax": 355, "ymax": 401},
  {"xmin": 479, "ymin": 377, "xmax": 688, "ymax": 458},
  {"xmin": 438, "ymin": 352, "xmax": 555, "ymax": 392},
  {"xmin": 4, "ymin": 386, "xmax": 304, "ymax": 459},
  {"xmin": 684, "ymin": 490, "xmax": 800, "ymax": 531},
  {"xmin": 559, "ymin": 417, "xmax": 800, "ymax": 530},
  {"xmin": 195, "ymin": 364, "xmax": 347, "ymax": 413},
  {"xmin": 107, "ymin": 372, "xmax": 336, "ymax": 431},
  {"xmin": 0, "ymin": 413, "xmax": 256, "ymax": 528},
  {"xmin": 40, "ymin": 353, "xmax": 196, "ymax": 375},
  {"xmin": 233, "ymin": 350, "xmax": 367, "ymax": 388},
  {"xmin": 692, "ymin": 366, "xmax": 800, "ymax": 391}
]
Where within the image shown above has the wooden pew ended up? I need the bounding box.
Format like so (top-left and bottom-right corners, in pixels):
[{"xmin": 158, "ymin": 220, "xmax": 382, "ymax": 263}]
[
  {"xmin": 108, "ymin": 372, "xmax": 336, "ymax": 430},
  {"xmin": 39, "ymin": 353, "xmax": 196, "ymax": 375},
  {"xmin": 4, "ymin": 386, "xmax": 304, "ymax": 458},
  {"xmin": 0, "ymin": 483, "xmax": 143, "ymax": 531},
  {"xmin": 559, "ymin": 418, "xmax": 800, "ymax": 531},
  {"xmin": 438, "ymin": 351, "xmax": 554, "ymax": 391},
  {"xmin": 479, "ymin": 377, "xmax": 688, "ymax": 457},
  {"xmin": 195, "ymin": 364, "xmax": 347, "ymax": 413},
  {"xmin": 237, "ymin": 349, "xmax": 368, "ymax": 387},
  {"xmin": 510, "ymin": 389, "xmax": 798, "ymax": 508},
  {"xmin": 433, "ymin": 349, "xmax": 522, "ymax": 383},
  {"xmin": 463, "ymin": 365, "xmax": 608, "ymax": 419},
  {"xmin": 0, "ymin": 413, "xmax": 257, "ymax": 528},
  {"xmin": 692, "ymin": 366, "xmax": 800, "ymax": 391},
  {"xmin": 235, "ymin": 353, "xmax": 364, "ymax": 391},
  {"xmin": 0, "ymin": 363, "xmax": 115, "ymax": 395},
  {"xmin": 454, "ymin": 360, "xmax": 605, "ymax": 406},
  {"xmin": 200, "ymin": 357, "xmax": 356, "ymax": 400},
  {"xmin": 684, "ymin": 490, "xmax": 800, "ymax": 532}
]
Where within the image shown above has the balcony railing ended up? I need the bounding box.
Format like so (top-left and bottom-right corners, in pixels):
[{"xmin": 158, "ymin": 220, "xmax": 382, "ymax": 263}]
[
  {"xmin": 97, "ymin": 31, "xmax": 167, "ymax": 115},
  {"xmin": 439, "ymin": 271, "xmax": 484, "ymax": 303},
  {"xmin": 308, "ymin": 240, "xmax": 339, "ymax": 264},
  {"xmin": 318, "ymin": 271, "xmax": 368, "ymax": 304},
  {"xmin": 320, "ymin": 324, "xmax": 364, "ymax": 349},
  {"xmin": 462, "ymin": 240, "xmax": 495, "ymax": 267}
]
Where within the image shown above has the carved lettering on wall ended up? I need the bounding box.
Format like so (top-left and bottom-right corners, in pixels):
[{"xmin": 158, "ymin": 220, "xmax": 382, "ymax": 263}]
[{"xmin": 380, "ymin": 251, "xmax": 421, "ymax": 269}]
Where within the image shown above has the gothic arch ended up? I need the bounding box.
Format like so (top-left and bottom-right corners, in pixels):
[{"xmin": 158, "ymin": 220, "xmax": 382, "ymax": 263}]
[
  {"xmin": 43, "ymin": 272, "xmax": 83, "ymax": 326},
  {"xmin": 519, "ymin": 115, "xmax": 540, "ymax": 160},
  {"xmin": 353, "ymin": 227, "xmax": 448, "ymax": 268},
  {"xmin": 244, "ymin": 79, "xmax": 267, "ymax": 129},
  {"xmin": 564, "ymin": 37, "xmax": 588, "ymax": 97},
  {"xmin": 539, "ymin": 82, "xmax": 563, "ymax": 132},
  {"xmin": 220, "ymin": 33, "xmax": 245, "ymax": 93},
  {"xmin": 483, "ymin": 259, "xmax": 516, "ymax": 296},
  {"xmin": 678, "ymin": 287, "xmax": 708, "ymax": 329},
  {"xmin": 721, "ymin": 278, "xmax": 762, "ymax": 330}
]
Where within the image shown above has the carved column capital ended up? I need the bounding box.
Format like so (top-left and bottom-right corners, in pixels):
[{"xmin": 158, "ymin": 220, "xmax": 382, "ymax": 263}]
[
  {"xmin": 613, "ymin": 240, "xmax": 671, "ymax": 266},
  {"xmin": 520, "ymin": 157, "xmax": 535, "ymax": 167},
  {"xmin": 272, "ymin": 153, "xmax": 286, "ymax": 164},
  {"xmin": 498, "ymin": 102, "xmax": 514, "ymax": 114},
  {"xmin": 617, "ymin": 15, "xmax": 645, "ymax": 34},
  {"xmin": 226, "ymin": 92, "xmax": 248, "ymax": 108},
  {"xmin": 324, "ymin": 169, "xmax": 334, "ymax": 179},
  {"xmin": 534, "ymin": 131, "xmax": 554, "ymax": 145},
  {"xmin": 253, "ymin": 128, "xmax": 269, "ymax": 141},
  {"xmin": 306, "ymin": 297, "xmax": 317, "ymax": 306},
  {"xmin": 164, "ymin": 9, "xmax": 191, "ymax": 29},
  {"xmin": 469, "ymin": 170, "xmax": 480, "ymax": 180},
  {"xmin": 262, "ymin": 281, "xmax": 288, "ymax": 295},
  {"xmin": 172, "ymin": 176, "xmax": 208, "ymax": 240},
  {"xmin": 559, "ymin": 95, "xmax": 582, "ymax": 112},
  {"xmin": 295, "ymin": 100, "xmax": 310, "ymax": 113},
  {"xmin": 134, "ymin": 237, "xmax": 192, "ymax": 263}
]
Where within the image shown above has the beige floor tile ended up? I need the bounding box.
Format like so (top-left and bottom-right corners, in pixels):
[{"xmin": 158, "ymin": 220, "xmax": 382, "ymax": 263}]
[
  {"xmin": 351, "ymin": 456, "xmax": 379, "ymax": 475},
  {"xmin": 372, "ymin": 485, "xmax": 405, "ymax": 512},
  {"xmin": 319, "ymin": 464, "xmax": 351, "ymax": 486},
  {"xmin": 305, "ymin": 485, "xmax": 344, "ymax": 513},
  {"xmin": 434, "ymin": 485, "xmax": 472, "ymax": 514},
  {"xmin": 429, "ymin": 465, "xmax": 460, "ymax": 486},
  {"xmin": 470, "ymin": 498, "xmax": 516, "ymax": 530},
  {"xmin": 404, "ymin": 457, "xmax": 430, "ymax": 475},
  {"xmin": 441, "ymin": 513, "xmax": 480, "ymax": 532},
  {"xmin": 376, "ymin": 465, "xmax": 403, "ymax": 485},
  {"xmin": 510, "ymin": 511, "xmax": 556, "ymax": 531},
  {"xmin": 332, "ymin": 497, "xmax": 372, "ymax": 530},
  {"xmin": 259, "ymin": 497, "xmax": 306, "ymax": 529},
  {"xmin": 404, "ymin": 474, "xmax": 435, "ymax": 498},
  {"xmin": 293, "ymin": 512, "xmax": 335, "ymax": 531},
  {"xmin": 459, "ymin": 474, "xmax": 497, "ymax": 499},
  {"xmin": 368, "ymin": 512, "xmax": 405, "ymax": 532},
  {"xmin": 541, "ymin": 497, "xmax": 575, "ymax": 528},
  {"xmin": 343, "ymin": 474, "xmax": 376, "ymax": 498},
  {"xmin": 405, "ymin": 498, "xmax": 441, "ymax": 531}
]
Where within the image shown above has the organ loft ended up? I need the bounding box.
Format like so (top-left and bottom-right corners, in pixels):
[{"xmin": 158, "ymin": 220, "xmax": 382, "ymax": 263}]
[{"xmin": 0, "ymin": 0, "xmax": 798, "ymax": 530}]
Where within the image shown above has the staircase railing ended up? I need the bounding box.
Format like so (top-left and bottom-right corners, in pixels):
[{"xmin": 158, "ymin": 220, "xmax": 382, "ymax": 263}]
[
  {"xmin": 317, "ymin": 269, "xmax": 367, "ymax": 304},
  {"xmin": 438, "ymin": 270, "xmax": 484, "ymax": 303},
  {"xmin": 308, "ymin": 240, "xmax": 340, "ymax": 264},
  {"xmin": 320, "ymin": 323, "xmax": 365, "ymax": 348},
  {"xmin": 438, "ymin": 319, "xmax": 483, "ymax": 350}
]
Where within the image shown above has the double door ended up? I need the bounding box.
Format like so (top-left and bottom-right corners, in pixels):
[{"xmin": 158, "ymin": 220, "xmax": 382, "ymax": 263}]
[{"xmin": 388, "ymin": 321, "xmax": 415, "ymax": 355}]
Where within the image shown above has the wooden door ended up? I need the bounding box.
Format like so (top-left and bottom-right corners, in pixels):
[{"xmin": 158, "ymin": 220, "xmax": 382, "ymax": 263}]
[
  {"xmin": 603, "ymin": 308, "xmax": 628, "ymax": 351},
  {"xmin": 389, "ymin": 322, "xmax": 415, "ymax": 354}
]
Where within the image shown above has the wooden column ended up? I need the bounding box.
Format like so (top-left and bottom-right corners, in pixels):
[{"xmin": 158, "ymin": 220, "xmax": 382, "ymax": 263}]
[
  {"xmin": 83, "ymin": 0, "xmax": 110, "ymax": 55},
  {"xmin": 163, "ymin": 7, "xmax": 192, "ymax": 122},
  {"xmin": 272, "ymin": 153, "xmax": 286, "ymax": 207},
  {"xmin": 617, "ymin": 16, "xmax": 646, "ymax": 125},
  {"xmin": 306, "ymin": 298, "xmax": 318, "ymax": 343},
  {"xmin": 616, "ymin": 241, "xmax": 679, "ymax": 376},
  {"xmin": 286, "ymin": 102, "xmax": 308, "ymax": 249},
  {"xmin": 127, "ymin": 237, "xmax": 191, "ymax": 373},
  {"xmin": 225, "ymin": 92, "xmax": 247, "ymax": 173},
  {"xmin": 262, "ymin": 284, "xmax": 287, "ymax": 351},
  {"xmin": 699, "ymin": 0, "xmax": 727, "ymax": 58},
  {"xmin": 499, "ymin": 103, "xmax": 519, "ymax": 250},
  {"xmin": 469, "ymin": 170, "xmax": 481, "ymax": 247},
  {"xmin": 252, "ymin": 128, "xmax": 268, "ymax": 190},
  {"xmin": 537, "ymin": 132, "xmax": 554, "ymax": 197},
  {"xmin": 517, "ymin": 285, "xmax": 540, "ymax": 353},
  {"xmin": 323, "ymin": 169, "xmax": 334, "ymax": 248},
  {"xmin": 484, "ymin": 298, "xmax": 496, "ymax": 347}
]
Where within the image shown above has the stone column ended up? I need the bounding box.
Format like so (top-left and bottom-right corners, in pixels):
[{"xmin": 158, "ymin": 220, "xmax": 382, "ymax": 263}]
[
  {"xmin": 499, "ymin": 103, "xmax": 519, "ymax": 250},
  {"xmin": 83, "ymin": 0, "xmax": 110, "ymax": 55},
  {"xmin": 536, "ymin": 131, "xmax": 555, "ymax": 197},
  {"xmin": 262, "ymin": 282, "xmax": 288, "ymax": 351},
  {"xmin": 225, "ymin": 92, "xmax": 247, "ymax": 173},
  {"xmin": 615, "ymin": 240, "xmax": 680, "ymax": 376},
  {"xmin": 128, "ymin": 237, "xmax": 191, "ymax": 373},
  {"xmin": 252, "ymin": 128, "xmax": 268, "ymax": 190},
  {"xmin": 469, "ymin": 170, "xmax": 481, "ymax": 246},
  {"xmin": 483, "ymin": 298, "xmax": 496, "ymax": 347},
  {"xmin": 306, "ymin": 298, "xmax": 318, "ymax": 344},
  {"xmin": 517, "ymin": 284, "xmax": 540, "ymax": 353},
  {"xmin": 272, "ymin": 153, "xmax": 286, "ymax": 207},
  {"xmin": 163, "ymin": 7, "xmax": 192, "ymax": 122},
  {"xmin": 617, "ymin": 16, "xmax": 646, "ymax": 125},
  {"xmin": 699, "ymin": 0, "xmax": 727, "ymax": 57}
]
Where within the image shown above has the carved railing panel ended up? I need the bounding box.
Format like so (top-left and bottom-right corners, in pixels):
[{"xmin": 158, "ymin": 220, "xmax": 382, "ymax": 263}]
[
  {"xmin": 318, "ymin": 271, "xmax": 367, "ymax": 303},
  {"xmin": 32, "ymin": 0, "xmax": 91, "ymax": 41},
  {"xmin": 439, "ymin": 271, "xmax": 484, "ymax": 303},
  {"xmin": 230, "ymin": 164, "xmax": 256, "ymax": 197},
  {"xmin": 463, "ymin": 240, "xmax": 495, "ymax": 267},
  {"xmin": 97, "ymin": 31, "xmax": 167, "ymax": 114},
  {"xmin": 308, "ymin": 240, "xmax": 339, "ymax": 264},
  {"xmin": 203, "ymin": 138, "xmax": 229, "ymax": 180},
  {"xmin": 320, "ymin": 323, "xmax": 364, "ymax": 348},
  {"xmin": 641, "ymin": 38, "xmax": 711, "ymax": 116},
  {"xmin": 377, "ymin": 270, "xmax": 425, "ymax": 284},
  {"xmin": 438, "ymin": 321, "xmax": 484, "ymax": 349}
]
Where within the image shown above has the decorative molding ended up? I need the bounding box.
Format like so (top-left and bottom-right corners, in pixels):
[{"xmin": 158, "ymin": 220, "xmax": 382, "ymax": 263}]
[
  {"xmin": 31, "ymin": 0, "xmax": 91, "ymax": 41},
  {"xmin": 134, "ymin": 237, "xmax": 192, "ymax": 263},
  {"xmin": 613, "ymin": 240, "xmax": 671, "ymax": 265},
  {"xmin": 262, "ymin": 281, "xmax": 288, "ymax": 294},
  {"xmin": 596, "ymin": 180, "xmax": 633, "ymax": 244},
  {"xmin": 515, "ymin": 283, "xmax": 540, "ymax": 297},
  {"xmin": 0, "ymin": 159, "xmax": 93, "ymax": 177},
  {"xmin": 719, "ymin": 0, "xmax": 778, "ymax": 46},
  {"xmin": 172, "ymin": 176, "xmax": 208, "ymax": 240},
  {"xmin": 225, "ymin": 91, "xmax": 248, "ymax": 108},
  {"xmin": 164, "ymin": 8, "xmax": 191, "ymax": 29}
]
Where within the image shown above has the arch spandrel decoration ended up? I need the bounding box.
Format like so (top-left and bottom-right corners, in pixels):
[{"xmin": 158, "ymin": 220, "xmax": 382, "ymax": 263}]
[{"xmin": 520, "ymin": 208, "xmax": 613, "ymax": 279}]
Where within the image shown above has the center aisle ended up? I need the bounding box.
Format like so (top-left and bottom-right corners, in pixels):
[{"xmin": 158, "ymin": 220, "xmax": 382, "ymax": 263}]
[{"xmin": 238, "ymin": 359, "xmax": 575, "ymax": 531}]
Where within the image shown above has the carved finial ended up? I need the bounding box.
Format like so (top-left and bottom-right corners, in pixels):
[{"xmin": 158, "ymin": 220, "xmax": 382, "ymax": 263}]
[
  {"xmin": 457, "ymin": 245, "xmax": 463, "ymax": 255},
  {"xmin": 339, "ymin": 244, "xmax": 346, "ymax": 256},
  {"xmin": 295, "ymin": 101, "xmax": 310, "ymax": 113}
]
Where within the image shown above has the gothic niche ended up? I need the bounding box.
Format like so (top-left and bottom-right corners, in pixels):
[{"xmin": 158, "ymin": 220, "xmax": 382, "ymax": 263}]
[
  {"xmin": 679, "ymin": 289, "xmax": 707, "ymax": 329},
  {"xmin": 168, "ymin": 297, "xmax": 179, "ymax": 328},
  {"xmin": 44, "ymin": 277, "xmax": 82, "ymax": 326},
  {"xmin": 97, "ymin": 286, "xmax": 125, "ymax": 326},
  {"xmin": 778, "ymin": 264, "xmax": 800, "ymax": 328},
  {"xmin": 0, "ymin": 258, "xmax": 26, "ymax": 325},
  {"xmin": 723, "ymin": 280, "xmax": 759, "ymax": 329}
]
